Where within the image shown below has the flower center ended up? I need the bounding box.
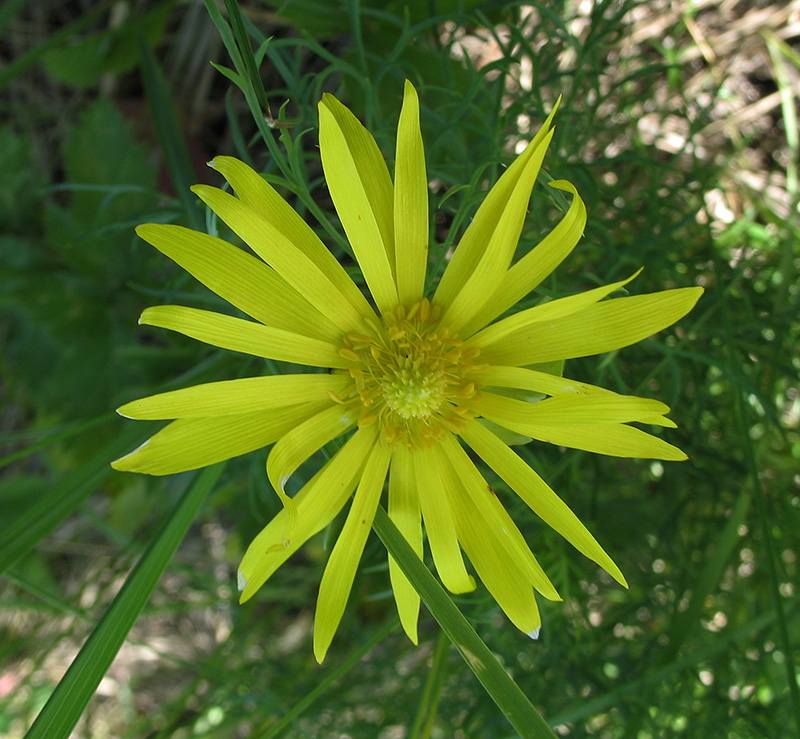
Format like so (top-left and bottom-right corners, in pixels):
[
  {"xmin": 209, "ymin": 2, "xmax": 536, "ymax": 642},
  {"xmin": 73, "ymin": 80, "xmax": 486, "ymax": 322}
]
[{"xmin": 333, "ymin": 299, "xmax": 486, "ymax": 448}]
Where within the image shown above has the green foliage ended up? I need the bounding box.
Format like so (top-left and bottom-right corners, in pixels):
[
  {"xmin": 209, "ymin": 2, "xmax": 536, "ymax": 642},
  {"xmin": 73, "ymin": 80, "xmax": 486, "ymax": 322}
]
[
  {"xmin": 2, "ymin": 97, "xmax": 162, "ymax": 420},
  {"xmin": 1, "ymin": 0, "xmax": 798, "ymax": 737},
  {"xmin": 40, "ymin": 1, "xmax": 174, "ymax": 88}
]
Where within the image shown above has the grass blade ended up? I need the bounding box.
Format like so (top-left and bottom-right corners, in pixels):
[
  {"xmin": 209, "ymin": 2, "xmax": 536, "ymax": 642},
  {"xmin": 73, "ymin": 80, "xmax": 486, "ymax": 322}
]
[
  {"xmin": 136, "ymin": 24, "xmax": 203, "ymax": 230},
  {"xmin": 23, "ymin": 463, "xmax": 224, "ymax": 739},
  {"xmin": 372, "ymin": 505, "xmax": 556, "ymax": 739}
]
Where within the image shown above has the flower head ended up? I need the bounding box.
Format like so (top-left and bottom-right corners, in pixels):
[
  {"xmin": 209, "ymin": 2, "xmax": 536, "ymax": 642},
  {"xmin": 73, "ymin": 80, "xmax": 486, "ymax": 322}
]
[{"xmin": 113, "ymin": 81, "xmax": 702, "ymax": 661}]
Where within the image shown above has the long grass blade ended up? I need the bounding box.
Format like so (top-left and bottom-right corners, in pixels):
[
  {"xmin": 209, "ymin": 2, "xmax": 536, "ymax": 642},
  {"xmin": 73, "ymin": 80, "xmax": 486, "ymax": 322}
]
[
  {"xmin": 136, "ymin": 24, "xmax": 203, "ymax": 230},
  {"xmin": 372, "ymin": 505, "xmax": 556, "ymax": 739},
  {"xmin": 23, "ymin": 463, "xmax": 224, "ymax": 739}
]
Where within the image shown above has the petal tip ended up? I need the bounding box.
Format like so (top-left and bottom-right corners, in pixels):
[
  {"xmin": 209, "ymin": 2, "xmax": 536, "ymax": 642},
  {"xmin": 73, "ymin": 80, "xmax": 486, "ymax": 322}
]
[
  {"xmin": 110, "ymin": 439, "xmax": 150, "ymax": 471},
  {"xmin": 527, "ymin": 626, "xmax": 541, "ymax": 640}
]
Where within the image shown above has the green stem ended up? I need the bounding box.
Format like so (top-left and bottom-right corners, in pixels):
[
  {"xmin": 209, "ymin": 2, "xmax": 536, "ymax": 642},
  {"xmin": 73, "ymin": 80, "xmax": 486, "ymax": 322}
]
[
  {"xmin": 372, "ymin": 506, "xmax": 556, "ymax": 739},
  {"xmin": 410, "ymin": 629, "xmax": 450, "ymax": 739}
]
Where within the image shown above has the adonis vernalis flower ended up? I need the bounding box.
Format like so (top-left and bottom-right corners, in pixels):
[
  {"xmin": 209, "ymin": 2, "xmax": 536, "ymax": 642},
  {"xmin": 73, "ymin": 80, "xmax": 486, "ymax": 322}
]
[{"xmin": 113, "ymin": 81, "xmax": 702, "ymax": 661}]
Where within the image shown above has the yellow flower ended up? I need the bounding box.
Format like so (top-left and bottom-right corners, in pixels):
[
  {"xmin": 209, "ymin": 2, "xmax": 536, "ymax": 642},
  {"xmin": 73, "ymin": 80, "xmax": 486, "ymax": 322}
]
[{"xmin": 112, "ymin": 81, "xmax": 702, "ymax": 662}]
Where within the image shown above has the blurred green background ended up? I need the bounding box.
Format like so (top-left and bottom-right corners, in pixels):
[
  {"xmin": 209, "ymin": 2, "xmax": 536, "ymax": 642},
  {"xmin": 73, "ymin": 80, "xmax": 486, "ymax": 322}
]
[{"xmin": 1, "ymin": 0, "xmax": 798, "ymax": 737}]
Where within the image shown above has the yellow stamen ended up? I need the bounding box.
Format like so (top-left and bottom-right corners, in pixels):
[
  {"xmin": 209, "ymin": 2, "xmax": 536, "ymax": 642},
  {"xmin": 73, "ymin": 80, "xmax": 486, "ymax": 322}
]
[{"xmin": 334, "ymin": 305, "xmax": 487, "ymax": 449}]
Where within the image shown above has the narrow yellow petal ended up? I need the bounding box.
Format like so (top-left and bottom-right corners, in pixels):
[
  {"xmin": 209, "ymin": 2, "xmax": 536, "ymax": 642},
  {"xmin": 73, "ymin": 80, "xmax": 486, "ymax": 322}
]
[
  {"xmin": 440, "ymin": 433, "xmax": 560, "ymax": 601},
  {"xmin": 476, "ymin": 365, "xmax": 612, "ymax": 398},
  {"xmin": 313, "ymin": 442, "xmax": 392, "ymax": 662},
  {"xmin": 414, "ymin": 444, "xmax": 475, "ymax": 594},
  {"xmin": 440, "ymin": 128, "xmax": 555, "ymax": 334},
  {"xmin": 237, "ymin": 426, "xmax": 378, "ymax": 602},
  {"xmin": 192, "ymin": 185, "xmax": 365, "ymax": 333},
  {"xmin": 528, "ymin": 423, "xmax": 687, "ymax": 460},
  {"xmin": 209, "ymin": 156, "xmax": 375, "ymax": 322},
  {"xmin": 266, "ymin": 404, "xmax": 357, "ymax": 504},
  {"xmin": 110, "ymin": 404, "xmax": 322, "ymax": 475},
  {"xmin": 460, "ymin": 180, "xmax": 587, "ymax": 337},
  {"xmin": 117, "ymin": 374, "xmax": 351, "ymax": 420},
  {"xmin": 476, "ymin": 286, "xmax": 704, "ymax": 366},
  {"xmin": 471, "ymin": 391, "xmax": 670, "ymax": 429},
  {"xmin": 388, "ymin": 444, "xmax": 422, "ymax": 644},
  {"xmin": 139, "ymin": 305, "xmax": 347, "ymax": 368},
  {"xmin": 135, "ymin": 223, "xmax": 341, "ymax": 343},
  {"xmin": 444, "ymin": 457, "xmax": 544, "ymax": 635},
  {"xmin": 318, "ymin": 95, "xmax": 398, "ymax": 312},
  {"xmin": 469, "ymin": 270, "xmax": 641, "ymax": 351},
  {"xmin": 642, "ymin": 414, "xmax": 678, "ymax": 428},
  {"xmin": 394, "ymin": 80, "xmax": 428, "ymax": 306},
  {"xmin": 460, "ymin": 421, "xmax": 627, "ymax": 586},
  {"xmin": 456, "ymin": 510, "xmax": 544, "ymax": 634},
  {"xmin": 433, "ymin": 103, "xmax": 559, "ymax": 314}
]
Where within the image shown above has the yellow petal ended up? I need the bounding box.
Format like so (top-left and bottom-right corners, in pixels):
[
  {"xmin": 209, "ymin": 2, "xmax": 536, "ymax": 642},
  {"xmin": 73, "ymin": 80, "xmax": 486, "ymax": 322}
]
[
  {"xmin": 471, "ymin": 390, "xmax": 670, "ymax": 428},
  {"xmin": 442, "ymin": 449, "xmax": 544, "ymax": 635},
  {"xmin": 469, "ymin": 270, "xmax": 641, "ymax": 351},
  {"xmin": 237, "ymin": 426, "xmax": 378, "ymax": 602},
  {"xmin": 209, "ymin": 156, "xmax": 375, "ymax": 322},
  {"xmin": 414, "ymin": 444, "xmax": 475, "ymax": 594},
  {"xmin": 313, "ymin": 442, "xmax": 392, "ymax": 662},
  {"xmin": 139, "ymin": 305, "xmax": 347, "ymax": 368},
  {"xmin": 476, "ymin": 286, "xmax": 704, "ymax": 366},
  {"xmin": 110, "ymin": 403, "xmax": 321, "ymax": 475},
  {"xmin": 460, "ymin": 180, "xmax": 587, "ymax": 337},
  {"xmin": 318, "ymin": 94, "xmax": 398, "ymax": 312},
  {"xmin": 454, "ymin": 503, "xmax": 544, "ymax": 635},
  {"xmin": 440, "ymin": 129, "xmax": 554, "ymax": 334},
  {"xmin": 394, "ymin": 80, "xmax": 428, "ymax": 306},
  {"xmin": 192, "ymin": 185, "xmax": 365, "ymax": 333},
  {"xmin": 530, "ymin": 423, "xmax": 687, "ymax": 460},
  {"xmin": 433, "ymin": 103, "xmax": 558, "ymax": 315},
  {"xmin": 440, "ymin": 433, "xmax": 560, "ymax": 601},
  {"xmin": 460, "ymin": 421, "xmax": 627, "ymax": 586},
  {"xmin": 118, "ymin": 374, "xmax": 351, "ymax": 420},
  {"xmin": 266, "ymin": 404, "xmax": 357, "ymax": 503},
  {"xmin": 135, "ymin": 223, "xmax": 340, "ymax": 343},
  {"xmin": 387, "ymin": 444, "xmax": 422, "ymax": 643},
  {"xmin": 642, "ymin": 414, "xmax": 678, "ymax": 428},
  {"xmin": 476, "ymin": 365, "xmax": 612, "ymax": 398}
]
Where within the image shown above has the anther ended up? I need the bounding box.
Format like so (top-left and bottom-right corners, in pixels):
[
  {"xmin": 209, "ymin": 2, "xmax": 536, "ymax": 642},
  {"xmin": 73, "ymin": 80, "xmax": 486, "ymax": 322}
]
[
  {"xmin": 327, "ymin": 390, "xmax": 345, "ymax": 404},
  {"xmin": 338, "ymin": 347, "xmax": 361, "ymax": 363},
  {"xmin": 418, "ymin": 299, "xmax": 431, "ymax": 322}
]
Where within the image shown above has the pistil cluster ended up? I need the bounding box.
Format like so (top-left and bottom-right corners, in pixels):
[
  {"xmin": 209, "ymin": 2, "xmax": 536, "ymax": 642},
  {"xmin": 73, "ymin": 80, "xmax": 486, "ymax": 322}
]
[{"xmin": 333, "ymin": 299, "xmax": 486, "ymax": 448}]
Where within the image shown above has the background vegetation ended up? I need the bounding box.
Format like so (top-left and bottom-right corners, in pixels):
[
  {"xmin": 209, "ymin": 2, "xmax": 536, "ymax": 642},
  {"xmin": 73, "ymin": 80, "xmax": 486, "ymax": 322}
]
[{"xmin": 1, "ymin": 0, "xmax": 798, "ymax": 737}]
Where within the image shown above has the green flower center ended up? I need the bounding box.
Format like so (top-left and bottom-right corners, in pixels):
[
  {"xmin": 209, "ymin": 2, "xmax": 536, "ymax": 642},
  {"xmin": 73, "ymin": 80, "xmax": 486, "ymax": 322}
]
[
  {"xmin": 334, "ymin": 299, "xmax": 486, "ymax": 448},
  {"xmin": 383, "ymin": 364, "xmax": 446, "ymax": 419}
]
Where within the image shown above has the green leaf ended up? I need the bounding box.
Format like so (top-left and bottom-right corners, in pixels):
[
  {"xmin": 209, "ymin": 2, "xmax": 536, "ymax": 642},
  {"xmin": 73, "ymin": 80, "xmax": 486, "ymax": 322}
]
[
  {"xmin": 40, "ymin": 1, "xmax": 174, "ymax": 88},
  {"xmin": 0, "ymin": 125, "xmax": 46, "ymax": 233},
  {"xmin": 0, "ymin": 2, "xmax": 109, "ymax": 92},
  {"xmin": 61, "ymin": 98, "xmax": 158, "ymax": 235},
  {"xmin": 24, "ymin": 463, "xmax": 224, "ymax": 739},
  {"xmin": 372, "ymin": 506, "xmax": 556, "ymax": 739}
]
